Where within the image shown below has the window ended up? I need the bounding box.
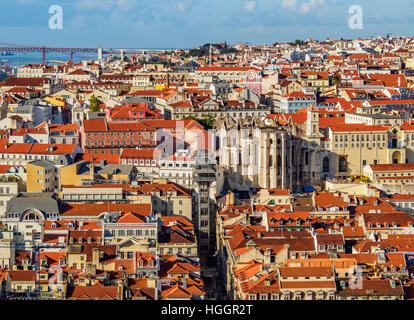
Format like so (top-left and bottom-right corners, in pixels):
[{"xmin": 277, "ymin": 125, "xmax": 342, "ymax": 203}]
[
  {"xmin": 339, "ymin": 157, "xmax": 347, "ymax": 172},
  {"xmin": 323, "ymin": 157, "xmax": 330, "ymax": 173}
]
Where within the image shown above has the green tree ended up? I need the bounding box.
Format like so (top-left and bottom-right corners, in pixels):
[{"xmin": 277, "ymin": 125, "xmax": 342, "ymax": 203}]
[
  {"xmin": 89, "ymin": 95, "xmax": 102, "ymax": 112},
  {"xmin": 184, "ymin": 115, "xmax": 216, "ymax": 130},
  {"xmin": 333, "ymin": 74, "xmax": 341, "ymax": 86}
]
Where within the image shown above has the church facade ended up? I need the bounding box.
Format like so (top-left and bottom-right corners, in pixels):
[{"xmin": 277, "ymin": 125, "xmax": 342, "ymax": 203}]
[{"xmin": 214, "ymin": 107, "xmax": 338, "ymax": 193}]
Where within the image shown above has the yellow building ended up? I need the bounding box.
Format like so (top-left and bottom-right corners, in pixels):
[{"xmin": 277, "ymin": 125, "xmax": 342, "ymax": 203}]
[
  {"xmin": 363, "ymin": 163, "xmax": 414, "ymax": 194},
  {"xmin": 8, "ymin": 270, "xmax": 36, "ymax": 294},
  {"xmin": 96, "ymin": 164, "xmax": 137, "ymax": 184},
  {"xmin": 251, "ymin": 188, "xmax": 291, "ymax": 205},
  {"xmin": 127, "ymin": 183, "xmax": 193, "ymax": 221},
  {"xmin": 327, "ymin": 123, "xmax": 404, "ymax": 177},
  {"xmin": 300, "ymin": 71, "xmax": 330, "ymax": 89},
  {"xmin": 58, "ymin": 161, "xmax": 95, "ymax": 188},
  {"xmin": 27, "ymin": 159, "xmax": 58, "ymax": 193},
  {"xmin": 44, "ymin": 96, "xmax": 66, "ymax": 107},
  {"xmin": 109, "ymin": 238, "xmax": 154, "ymax": 257}
]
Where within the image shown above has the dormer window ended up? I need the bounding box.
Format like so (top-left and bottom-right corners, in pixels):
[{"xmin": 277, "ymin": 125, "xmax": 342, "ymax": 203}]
[
  {"xmin": 51, "ymin": 222, "xmax": 57, "ymax": 229},
  {"xmin": 138, "ymin": 261, "xmax": 143, "ymax": 268}
]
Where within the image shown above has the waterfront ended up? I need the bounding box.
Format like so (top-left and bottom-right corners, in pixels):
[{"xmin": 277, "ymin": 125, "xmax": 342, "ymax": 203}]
[{"xmin": 1, "ymin": 52, "xmax": 99, "ymax": 68}]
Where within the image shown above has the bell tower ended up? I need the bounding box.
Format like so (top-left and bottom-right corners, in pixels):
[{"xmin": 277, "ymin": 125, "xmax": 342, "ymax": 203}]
[{"xmin": 306, "ymin": 104, "xmax": 319, "ymax": 137}]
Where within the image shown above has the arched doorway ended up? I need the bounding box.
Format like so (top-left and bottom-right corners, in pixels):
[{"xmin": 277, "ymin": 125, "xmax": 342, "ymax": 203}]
[{"xmin": 392, "ymin": 151, "xmax": 401, "ymax": 164}]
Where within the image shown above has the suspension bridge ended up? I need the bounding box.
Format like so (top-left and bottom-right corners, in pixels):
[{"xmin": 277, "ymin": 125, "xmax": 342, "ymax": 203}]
[{"xmin": 0, "ymin": 42, "xmax": 172, "ymax": 64}]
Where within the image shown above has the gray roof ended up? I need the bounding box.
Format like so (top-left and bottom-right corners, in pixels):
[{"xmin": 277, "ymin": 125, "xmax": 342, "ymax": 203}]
[
  {"xmin": 97, "ymin": 164, "xmax": 135, "ymax": 175},
  {"xmin": 28, "ymin": 159, "xmax": 56, "ymax": 168},
  {"xmin": 124, "ymin": 96, "xmax": 154, "ymax": 106},
  {"xmin": 56, "ymin": 154, "xmax": 73, "ymax": 166},
  {"xmin": 5, "ymin": 192, "xmax": 60, "ymax": 216},
  {"xmin": 87, "ymin": 112, "xmax": 106, "ymax": 119}
]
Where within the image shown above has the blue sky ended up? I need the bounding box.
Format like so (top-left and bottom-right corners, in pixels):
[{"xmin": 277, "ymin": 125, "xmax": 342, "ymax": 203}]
[{"xmin": 0, "ymin": 0, "xmax": 413, "ymax": 48}]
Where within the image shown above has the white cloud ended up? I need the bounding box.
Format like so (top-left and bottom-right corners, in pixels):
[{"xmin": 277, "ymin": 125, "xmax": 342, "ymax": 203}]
[
  {"xmin": 76, "ymin": 0, "xmax": 139, "ymax": 11},
  {"xmin": 178, "ymin": 1, "xmax": 186, "ymax": 12},
  {"xmin": 244, "ymin": 1, "xmax": 256, "ymax": 12},
  {"xmin": 299, "ymin": 0, "xmax": 325, "ymax": 14},
  {"xmin": 76, "ymin": 0, "xmax": 114, "ymax": 10},
  {"xmin": 281, "ymin": 0, "xmax": 297, "ymax": 10},
  {"xmin": 281, "ymin": 0, "xmax": 325, "ymax": 14},
  {"xmin": 116, "ymin": 0, "xmax": 139, "ymax": 11}
]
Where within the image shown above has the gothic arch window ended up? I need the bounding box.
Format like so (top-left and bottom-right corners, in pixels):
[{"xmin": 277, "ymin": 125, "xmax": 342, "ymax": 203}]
[
  {"xmin": 277, "ymin": 155, "xmax": 282, "ymax": 175},
  {"xmin": 323, "ymin": 157, "xmax": 330, "ymax": 173}
]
